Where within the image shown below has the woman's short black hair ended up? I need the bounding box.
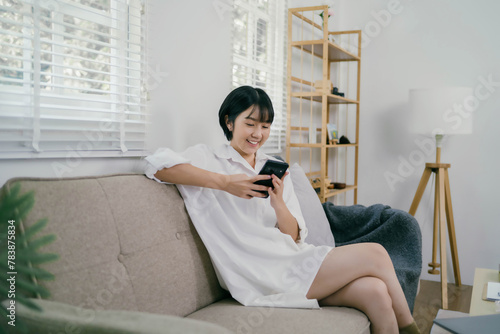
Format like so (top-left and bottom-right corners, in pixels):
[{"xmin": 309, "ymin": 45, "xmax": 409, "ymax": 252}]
[{"xmin": 218, "ymin": 86, "xmax": 274, "ymax": 141}]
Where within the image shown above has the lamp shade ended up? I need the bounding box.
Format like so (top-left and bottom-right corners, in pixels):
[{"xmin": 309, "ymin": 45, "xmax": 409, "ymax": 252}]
[{"xmin": 409, "ymin": 87, "xmax": 474, "ymax": 136}]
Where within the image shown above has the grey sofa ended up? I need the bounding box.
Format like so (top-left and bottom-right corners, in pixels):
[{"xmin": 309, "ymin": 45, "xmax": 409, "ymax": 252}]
[{"xmin": 5, "ymin": 174, "xmax": 370, "ymax": 334}]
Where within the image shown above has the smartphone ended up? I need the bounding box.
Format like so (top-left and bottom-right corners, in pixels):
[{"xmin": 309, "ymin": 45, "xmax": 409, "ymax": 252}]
[{"xmin": 253, "ymin": 160, "xmax": 289, "ymax": 198}]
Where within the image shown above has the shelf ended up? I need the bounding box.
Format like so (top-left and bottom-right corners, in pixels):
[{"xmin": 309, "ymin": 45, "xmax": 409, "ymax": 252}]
[
  {"xmin": 289, "ymin": 143, "xmax": 357, "ymax": 148},
  {"xmin": 291, "ymin": 40, "xmax": 360, "ymax": 62},
  {"xmin": 290, "ymin": 126, "xmax": 322, "ymax": 131},
  {"xmin": 326, "ymin": 143, "xmax": 357, "ymax": 148},
  {"xmin": 291, "ymin": 91, "xmax": 359, "ymax": 104},
  {"xmin": 324, "ymin": 185, "xmax": 357, "ymax": 199},
  {"xmin": 287, "ymin": 8, "xmax": 360, "ymax": 204}
]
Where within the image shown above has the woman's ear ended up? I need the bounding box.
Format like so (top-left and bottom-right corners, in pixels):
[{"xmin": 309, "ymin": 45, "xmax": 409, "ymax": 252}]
[{"xmin": 225, "ymin": 116, "xmax": 233, "ymax": 131}]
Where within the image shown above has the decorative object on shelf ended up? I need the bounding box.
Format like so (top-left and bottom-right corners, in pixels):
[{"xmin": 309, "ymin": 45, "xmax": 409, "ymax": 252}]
[
  {"xmin": 326, "ymin": 123, "xmax": 338, "ymax": 144},
  {"xmin": 332, "ymin": 87, "xmax": 345, "ymax": 97},
  {"xmin": 339, "ymin": 135, "xmax": 350, "ymax": 144},
  {"xmin": 314, "ymin": 80, "xmax": 333, "ymax": 93},
  {"xmin": 332, "ymin": 182, "xmax": 346, "ymax": 189},
  {"xmin": 318, "ymin": 6, "xmax": 334, "ymax": 27},
  {"xmin": 311, "ymin": 177, "xmax": 332, "ymax": 193},
  {"xmin": 407, "ymin": 87, "xmax": 473, "ymax": 310},
  {"xmin": 326, "ymin": 137, "xmax": 338, "ymax": 145}
]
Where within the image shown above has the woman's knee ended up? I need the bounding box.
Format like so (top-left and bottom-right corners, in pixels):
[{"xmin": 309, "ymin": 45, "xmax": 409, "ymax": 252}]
[
  {"xmin": 361, "ymin": 278, "xmax": 393, "ymax": 312},
  {"xmin": 366, "ymin": 242, "xmax": 389, "ymax": 257},
  {"xmin": 363, "ymin": 243, "xmax": 393, "ymax": 269},
  {"xmin": 368, "ymin": 278, "xmax": 392, "ymax": 301}
]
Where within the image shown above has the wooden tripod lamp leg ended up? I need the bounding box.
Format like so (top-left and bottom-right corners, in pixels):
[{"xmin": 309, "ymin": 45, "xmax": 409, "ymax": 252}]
[
  {"xmin": 409, "ymin": 167, "xmax": 432, "ymax": 216},
  {"xmin": 444, "ymin": 168, "xmax": 462, "ymax": 286},
  {"xmin": 437, "ymin": 168, "xmax": 448, "ymax": 310},
  {"xmin": 429, "ymin": 172, "xmax": 440, "ymax": 274},
  {"xmin": 409, "ymin": 167, "xmax": 440, "ymax": 274}
]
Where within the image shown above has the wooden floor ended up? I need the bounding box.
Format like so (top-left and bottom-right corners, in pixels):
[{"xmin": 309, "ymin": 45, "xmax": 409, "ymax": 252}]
[{"xmin": 412, "ymin": 280, "xmax": 472, "ymax": 334}]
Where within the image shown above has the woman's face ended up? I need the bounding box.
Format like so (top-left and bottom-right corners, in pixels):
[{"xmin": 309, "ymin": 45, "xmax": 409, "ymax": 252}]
[{"xmin": 227, "ymin": 106, "xmax": 271, "ymax": 163}]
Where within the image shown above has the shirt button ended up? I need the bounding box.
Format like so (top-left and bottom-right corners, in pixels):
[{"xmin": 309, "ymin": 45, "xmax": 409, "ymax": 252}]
[{"xmin": 175, "ymin": 232, "xmax": 181, "ymax": 240}]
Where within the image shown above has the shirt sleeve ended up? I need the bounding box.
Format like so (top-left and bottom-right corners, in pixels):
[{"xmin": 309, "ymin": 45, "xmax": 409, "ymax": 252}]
[
  {"xmin": 144, "ymin": 144, "xmax": 212, "ymax": 184},
  {"xmin": 282, "ymin": 171, "xmax": 308, "ymax": 244}
]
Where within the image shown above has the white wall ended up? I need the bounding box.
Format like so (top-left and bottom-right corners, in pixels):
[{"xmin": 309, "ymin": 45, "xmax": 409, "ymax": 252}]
[
  {"xmin": 329, "ymin": 0, "xmax": 500, "ymax": 285},
  {"xmin": 146, "ymin": 0, "xmax": 232, "ymax": 152}
]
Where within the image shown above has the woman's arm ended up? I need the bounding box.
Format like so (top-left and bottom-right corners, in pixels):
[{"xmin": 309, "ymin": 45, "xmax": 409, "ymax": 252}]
[
  {"xmin": 154, "ymin": 164, "xmax": 272, "ymax": 199},
  {"xmin": 269, "ymin": 174, "xmax": 300, "ymax": 241}
]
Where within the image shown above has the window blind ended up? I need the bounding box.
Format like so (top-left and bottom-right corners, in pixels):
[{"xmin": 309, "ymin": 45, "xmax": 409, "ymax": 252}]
[
  {"xmin": 0, "ymin": 0, "xmax": 149, "ymax": 159},
  {"xmin": 231, "ymin": 0, "xmax": 287, "ymax": 154}
]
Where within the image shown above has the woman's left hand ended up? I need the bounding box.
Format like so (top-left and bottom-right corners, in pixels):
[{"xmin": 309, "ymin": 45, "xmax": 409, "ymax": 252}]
[
  {"xmin": 268, "ymin": 171, "xmax": 300, "ymax": 241},
  {"xmin": 268, "ymin": 171, "xmax": 288, "ymax": 209}
]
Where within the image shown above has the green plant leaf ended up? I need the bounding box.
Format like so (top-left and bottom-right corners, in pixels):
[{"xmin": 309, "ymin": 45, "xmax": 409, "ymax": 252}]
[
  {"xmin": 13, "ymin": 193, "xmax": 35, "ymax": 221},
  {"xmin": 13, "ymin": 295, "xmax": 43, "ymax": 312},
  {"xmin": 0, "ymin": 182, "xmax": 59, "ymax": 330},
  {"xmin": 16, "ymin": 252, "xmax": 59, "ymax": 264},
  {"xmin": 20, "ymin": 218, "xmax": 48, "ymax": 240},
  {"xmin": 0, "ymin": 285, "xmax": 10, "ymax": 297},
  {"xmin": 18, "ymin": 233, "xmax": 56, "ymax": 251},
  {"xmin": 3, "ymin": 193, "xmax": 34, "ymax": 223},
  {"xmin": 8, "ymin": 277, "xmax": 50, "ymax": 298},
  {"xmin": 12, "ymin": 264, "xmax": 55, "ymax": 281}
]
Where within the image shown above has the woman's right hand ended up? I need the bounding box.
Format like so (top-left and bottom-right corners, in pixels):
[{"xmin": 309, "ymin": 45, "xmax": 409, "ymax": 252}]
[{"xmin": 222, "ymin": 174, "xmax": 271, "ymax": 199}]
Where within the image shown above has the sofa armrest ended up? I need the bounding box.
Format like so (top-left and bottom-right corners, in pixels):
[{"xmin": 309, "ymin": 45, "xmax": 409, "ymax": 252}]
[{"xmin": 6, "ymin": 298, "xmax": 234, "ymax": 334}]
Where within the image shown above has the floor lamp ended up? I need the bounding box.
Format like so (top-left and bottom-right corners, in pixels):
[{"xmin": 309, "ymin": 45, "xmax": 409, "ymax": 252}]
[{"xmin": 408, "ymin": 87, "xmax": 473, "ymax": 310}]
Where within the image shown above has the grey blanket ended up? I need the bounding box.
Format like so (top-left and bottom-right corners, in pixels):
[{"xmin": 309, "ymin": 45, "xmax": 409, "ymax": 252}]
[{"xmin": 323, "ymin": 202, "xmax": 422, "ymax": 312}]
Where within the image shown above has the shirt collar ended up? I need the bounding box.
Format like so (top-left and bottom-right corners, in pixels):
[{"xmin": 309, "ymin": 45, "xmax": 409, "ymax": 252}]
[{"xmin": 214, "ymin": 143, "xmax": 271, "ymax": 172}]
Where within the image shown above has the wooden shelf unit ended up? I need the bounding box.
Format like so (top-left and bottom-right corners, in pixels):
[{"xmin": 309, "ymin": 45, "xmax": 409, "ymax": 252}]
[{"xmin": 285, "ymin": 5, "xmax": 361, "ymax": 204}]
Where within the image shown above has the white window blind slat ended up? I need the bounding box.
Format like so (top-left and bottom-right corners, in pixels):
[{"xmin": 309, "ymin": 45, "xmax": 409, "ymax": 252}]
[
  {"xmin": 0, "ymin": 21, "xmax": 143, "ymax": 49},
  {"xmin": 0, "ymin": 91, "xmax": 147, "ymax": 109},
  {"xmin": 36, "ymin": 61, "xmax": 141, "ymax": 78},
  {"xmin": 0, "ymin": 0, "xmax": 149, "ymax": 159},
  {"xmin": 38, "ymin": 39, "xmax": 143, "ymax": 58}
]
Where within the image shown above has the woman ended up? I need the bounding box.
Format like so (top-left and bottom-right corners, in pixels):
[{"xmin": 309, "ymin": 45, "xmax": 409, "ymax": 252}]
[{"xmin": 145, "ymin": 86, "xmax": 420, "ymax": 334}]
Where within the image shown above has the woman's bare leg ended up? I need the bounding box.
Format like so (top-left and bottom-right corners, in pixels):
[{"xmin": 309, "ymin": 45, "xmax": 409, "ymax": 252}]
[
  {"xmin": 319, "ymin": 276, "xmax": 398, "ymax": 334},
  {"xmin": 306, "ymin": 243, "xmax": 414, "ymax": 329}
]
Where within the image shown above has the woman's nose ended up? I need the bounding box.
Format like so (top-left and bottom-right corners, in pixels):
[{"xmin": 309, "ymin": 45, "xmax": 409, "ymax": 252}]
[{"xmin": 252, "ymin": 127, "xmax": 262, "ymax": 138}]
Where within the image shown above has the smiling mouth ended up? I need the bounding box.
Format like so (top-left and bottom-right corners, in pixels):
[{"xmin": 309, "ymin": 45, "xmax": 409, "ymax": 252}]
[{"xmin": 247, "ymin": 140, "xmax": 259, "ymax": 146}]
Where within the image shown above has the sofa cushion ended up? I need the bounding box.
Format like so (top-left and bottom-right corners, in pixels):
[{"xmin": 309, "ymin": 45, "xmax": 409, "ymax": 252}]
[
  {"xmin": 7, "ymin": 174, "xmax": 227, "ymax": 318},
  {"xmin": 186, "ymin": 298, "xmax": 370, "ymax": 334},
  {"xmin": 289, "ymin": 163, "xmax": 335, "ymax": 247},
  {"xmin": 96, "ymin": 175, "xmax": 228, "ymax": 316},
  {"xmin": 8, "ymin": 177, "xmax": 137, "ymax": 312},
  {"xmin": 9, "ymin": 298, "xmax": 233, "ymax": 334}
]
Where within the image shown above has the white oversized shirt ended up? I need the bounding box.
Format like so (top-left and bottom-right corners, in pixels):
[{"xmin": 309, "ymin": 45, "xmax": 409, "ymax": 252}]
[{"xmin": 145, "ymin": 144, "xmax": 333, "ymax": 309}]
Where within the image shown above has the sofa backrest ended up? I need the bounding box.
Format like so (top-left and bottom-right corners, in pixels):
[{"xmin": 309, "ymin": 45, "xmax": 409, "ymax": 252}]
[{"xmin": 4, "ymin": 174, "xmax": 228, "ymax": 317}]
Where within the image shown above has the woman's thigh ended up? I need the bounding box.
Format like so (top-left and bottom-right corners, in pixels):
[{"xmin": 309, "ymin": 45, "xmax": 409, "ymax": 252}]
[{"xmin": 306, "ymin": 242, "xmax": 394, "ymax": 300}]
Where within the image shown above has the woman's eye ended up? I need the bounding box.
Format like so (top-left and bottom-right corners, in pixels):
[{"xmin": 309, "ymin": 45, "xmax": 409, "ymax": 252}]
[
  {"xmin": 246, "ymin": 123, "xmax": 254, "ymax": 127},
  {"xmin": 263, "ymin": 126, "xmax": 269, "ymax": 129}
]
